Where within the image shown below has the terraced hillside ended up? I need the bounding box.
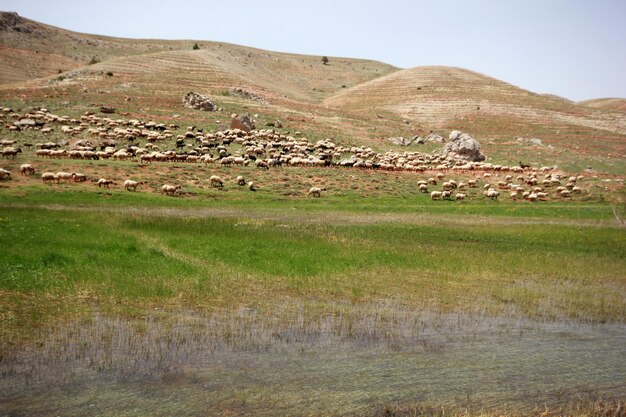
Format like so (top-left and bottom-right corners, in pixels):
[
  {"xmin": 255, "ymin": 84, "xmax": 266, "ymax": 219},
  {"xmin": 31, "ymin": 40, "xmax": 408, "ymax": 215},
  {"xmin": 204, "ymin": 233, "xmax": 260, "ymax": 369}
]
[
  {"xmin": 324, "ymin": 66, "xmax": 626, "ymax": 135},
  {"xmin": 323, "ymin": 66, "xmax": 626, "ymax": 171},
  {"xmin": 579, "ymin": 98, "xmax": 626, "ymax": 112},
  {"xmin": 1, "ymin": 12, "xmax": 625, "ymax": 173}
]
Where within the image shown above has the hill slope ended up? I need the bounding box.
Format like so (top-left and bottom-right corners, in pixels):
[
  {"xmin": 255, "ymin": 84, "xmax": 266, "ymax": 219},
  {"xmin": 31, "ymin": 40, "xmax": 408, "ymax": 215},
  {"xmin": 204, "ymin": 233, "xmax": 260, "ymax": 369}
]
[
  {"xmin": 0, "ymin": 12, "xmax": 624, "ymax": 173},
  {"xmin": 579, "ymin": 98, "xmax": 626, "ymax": 112},
  {"xmin": 0, "ymin": 11, "xmax": 396, "ymax": 104},
  {"xmin": 324, "ymin": 66, "xmax": 626, "ymax": 136}
]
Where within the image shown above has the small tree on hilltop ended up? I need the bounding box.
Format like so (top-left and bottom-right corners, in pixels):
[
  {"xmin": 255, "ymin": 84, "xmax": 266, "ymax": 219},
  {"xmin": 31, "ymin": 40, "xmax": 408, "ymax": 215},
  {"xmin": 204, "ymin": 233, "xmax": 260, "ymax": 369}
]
[
  {"xmin": 193, "ymin": 43, "xmax": 200, "ymax": 50},
  {"xmin": 322, "ymin": 56, "xmax": 329, "ymax": 65}
]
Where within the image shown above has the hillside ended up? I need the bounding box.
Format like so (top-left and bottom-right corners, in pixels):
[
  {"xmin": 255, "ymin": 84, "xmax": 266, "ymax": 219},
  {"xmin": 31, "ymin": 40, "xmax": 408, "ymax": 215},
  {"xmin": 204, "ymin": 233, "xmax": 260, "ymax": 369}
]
[
  {"xmin": 0, "ymin": 12, "xmax": 625, "ymax": 173},
  {"xmin": 324, "ymin": 66, "xmax": 626, "ymax": 135},
  {"xmin": 579, "ymin": 98, "xmax": 626, "ymax": 112},
  {"xmin": 0, "ymin": 11, "xmax": 396, "ymax": 103}
]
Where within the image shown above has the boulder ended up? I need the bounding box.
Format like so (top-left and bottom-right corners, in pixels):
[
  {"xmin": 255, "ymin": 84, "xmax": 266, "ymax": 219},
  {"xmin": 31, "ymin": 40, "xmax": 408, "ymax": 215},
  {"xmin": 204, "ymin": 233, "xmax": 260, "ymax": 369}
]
[
  {"xmin": 182, "ymin": 92, "xmax": 217, "ymax": 111},
  {"xmin": 100, "ymin": 105, "xmax": 115, "ymax": 114},
  {"xmin": 14, "ymin": 118, "xmax": 39, "ymax": 128},
  {"xmin": 388, "ymin": 137, "xmax": 413, "ymax": 146},
  {"xmin": 230, "ymin": 114, "xmax": 255, "ymax": 132},
  {"xmin": 444, "ymin": 130, "xmax": 485, "ymax": 161},
  {"xmin": 425, "ymin": 133, "xmax": 445, "ymax": 143},
  {"xmin": 228, "ymin": 87, "xmax": 267, "ymax": 104}
]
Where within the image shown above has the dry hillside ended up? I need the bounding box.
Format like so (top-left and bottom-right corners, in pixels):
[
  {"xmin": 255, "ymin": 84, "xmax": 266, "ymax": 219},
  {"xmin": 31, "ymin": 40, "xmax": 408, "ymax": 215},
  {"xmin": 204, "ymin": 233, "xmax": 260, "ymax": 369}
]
[
  {"xmin": 579, "ymin": 98, "xmax": 626, "ymax": 112},
  {"xmin": 0, "ymin": 12, "xmax": 624, "ymax": 173}
]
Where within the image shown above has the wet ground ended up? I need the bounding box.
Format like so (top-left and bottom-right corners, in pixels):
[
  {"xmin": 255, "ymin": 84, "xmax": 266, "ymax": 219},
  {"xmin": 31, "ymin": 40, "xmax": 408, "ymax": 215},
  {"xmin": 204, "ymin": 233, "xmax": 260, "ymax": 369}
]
[{"xmin": 1, "ymin": 304, "xmax": 624, "ymax": 416}]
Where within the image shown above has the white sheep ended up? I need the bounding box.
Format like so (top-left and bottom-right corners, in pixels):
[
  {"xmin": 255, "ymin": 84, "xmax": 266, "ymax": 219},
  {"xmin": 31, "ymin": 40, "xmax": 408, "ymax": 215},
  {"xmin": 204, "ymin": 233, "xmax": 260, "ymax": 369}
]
[
  {"xmin": 430, "ymin": 191, "xmax": 442, "ymax": 200},
  {"xmin": 308, "ymin": 186, "xmax": 324, "ymax": 197},
  {"xmin": 486, "ymin": 189, "xmax": 500, "ymax": 200},
  {"xmin": 0, "ymin": 168, "xmax": 10, "ymax": 180},
  {"xmin": 210, "ymin": 175, "xmax": 223, "ymax": 187},
  {"xmin": 455, "ymin": 193, "xmax": 466, "ymax": 200},
  {"xmin": 73, "ymin": 173, "xmax": 87, "ymax": 182},
  {"xmin": 236, "ymin": 175, "xmax": 246, "ymax": 186},
  {"xmin": 418, "ymin": 184, "xmax": 429, "ymax": 193},
  {"xmin": 123, "ymin": 179, "xmax": 142, "ymax": 191},
  {"xmin": 41, "ymin": 172, "xmax": 59, "ymax": 184},
  {"xmin": 161, "ymin": 184, "xmax": 181, "ymax": 196},
  {"xmin": 56, "ymin": 172, "xmax": 75, "ymax": 182},
  {"xmin": 20, "ymin": 164, "xmax": 35, "ymax": 176},
  {"xmin": 248, "ymin": 181, "xmax": 256, "ymax": 191},
  {"xmin": 97, "ymin": 178, "xmax": 114, "ymax": 188}
]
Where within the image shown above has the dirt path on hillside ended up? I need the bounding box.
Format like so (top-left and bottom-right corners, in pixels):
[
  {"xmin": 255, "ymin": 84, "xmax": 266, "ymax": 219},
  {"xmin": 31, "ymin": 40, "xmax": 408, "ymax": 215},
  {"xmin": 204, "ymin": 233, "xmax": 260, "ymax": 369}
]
[{"xmin": 1, "ymin": 202, "xmax": 621, "ymax": 228}]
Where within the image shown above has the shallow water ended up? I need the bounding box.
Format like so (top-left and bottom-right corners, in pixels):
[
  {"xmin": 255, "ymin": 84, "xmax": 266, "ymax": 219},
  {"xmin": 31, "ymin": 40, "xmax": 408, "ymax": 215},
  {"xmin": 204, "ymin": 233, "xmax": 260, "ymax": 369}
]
[{"xmin": 1, "ymin": 305, "xmax": 625, "ymax": 416}]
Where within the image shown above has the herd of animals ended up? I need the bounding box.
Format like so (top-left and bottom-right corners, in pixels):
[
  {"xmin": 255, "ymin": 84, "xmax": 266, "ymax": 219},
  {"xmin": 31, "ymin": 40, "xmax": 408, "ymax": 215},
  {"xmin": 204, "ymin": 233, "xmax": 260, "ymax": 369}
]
[{"xmin": 0, "ymin": 106, "xmax": 589, "ymax": 201}]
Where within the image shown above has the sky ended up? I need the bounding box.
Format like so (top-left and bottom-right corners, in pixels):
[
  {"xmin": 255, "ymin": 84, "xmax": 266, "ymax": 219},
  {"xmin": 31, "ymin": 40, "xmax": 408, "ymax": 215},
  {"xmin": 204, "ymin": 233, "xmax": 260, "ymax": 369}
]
[{"xmin": 1, "ymin": 0, "xmax": 625, "ymax": 102}]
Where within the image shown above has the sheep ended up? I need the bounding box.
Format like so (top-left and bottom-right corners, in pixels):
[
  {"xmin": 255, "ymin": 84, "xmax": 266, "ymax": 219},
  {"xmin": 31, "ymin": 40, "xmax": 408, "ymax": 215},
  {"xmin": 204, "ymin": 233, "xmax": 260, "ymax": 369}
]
[
  {"xmin": 436, "ymin": 172, "xmax": 445, "ymax": 180},
  {"xmin": 97, "ymin": 178, "xmax": 114, "ymax": 188},
  {"xmin": 1, "ymin": 147, "xmax": 22, "ymax": 159},
  {"xmin": 308, "ymin": 186, "xmax": 324, "ymax": 197},
  {"xmin": 41, "ymin": 172, "xmax": 59, "ymax": 184},
  {"xmin": 255, "ymin": 160, "xmax": 269, "ymax": 170},
  {"xmin": 234, "ymin": 175, "xmax": 246, "ymax": 186},
  {"xmin": 468, "ymin": 179, "xmax": 477, "ymax": 188},
  {"xmin": 161, "ymin": 184, "xmax": 181, "ymax": 196},
  {"xmin": 559, "ymin": 190, "xmax": 571, "ymax": 197},
  {"xmin": 418, "ymin": 184, "xmax": 429, "ymax": 193},
  {"xmin": 0, "ymin": 168, "xmax": 10, "ymax": 180},
  {"xmin": 455, "ymin": 193, "xmax": 466, "ymax": 200},
  {"xmin": 20, "ymin": 164, "xmax": 35, "ymax": 176},
  {"xmin": 123, "ymin": 179, "xmax": 142, "ymax": 191},
  {"xmin": 428, "ymin": 177, "xmax": 437, "ymax": 185},
  {"xmin": 442, "ymin": 190, "xmax": 452, "ymax": 199},
  {"xmin": 210, "ymin": 175, "xmax": 223, "ymax": 188},
  {"xmin": 430, "ymin": 191, "xmax": 442, "ymax": 200},
  {"xmin": 486, "ymin": 189, "xmax": 500, "ymax": 200},
  {"xmin": 56, "ymin": 172, "xmax": 75, "ymax": 182},
  {"xmin": 572, "ymin": 186, "xmax": 582, "ymax": 194},
  {"xmin": 73, "ymin": 173, "xmax": 87, "ymax": 182},
  {"xmin": 248, "ymin": 181, "xmax": 256, "ymax": 191}
]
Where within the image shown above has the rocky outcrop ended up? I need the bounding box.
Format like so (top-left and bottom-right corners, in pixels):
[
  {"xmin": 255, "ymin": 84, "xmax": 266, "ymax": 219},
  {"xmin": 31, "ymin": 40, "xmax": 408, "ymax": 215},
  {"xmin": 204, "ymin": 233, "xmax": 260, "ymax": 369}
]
[
  {"xmin": 228, "ymin": 87, "xmax": 267, "ymax": 104},
  {"xmin": 444, "ymin": 130, "xmax": 485, "ymax": 161},
  {"xmin": 230, "ymin": 113, "xmax": 255, "ymax": 132},
  {"xmin": 182, "ymin": 92, "xmax": 217, "ymax": 111},
  {"xmin": 425, "ymin": 132, "xmax": 445, "ymax": 143}
]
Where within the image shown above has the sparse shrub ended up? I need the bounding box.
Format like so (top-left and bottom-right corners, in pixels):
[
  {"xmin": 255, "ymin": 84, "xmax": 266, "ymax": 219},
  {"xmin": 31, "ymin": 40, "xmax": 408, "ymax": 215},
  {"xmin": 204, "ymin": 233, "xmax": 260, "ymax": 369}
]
[
  {"xmin": 192, "ymin": 43, "xmax": 200, "ymax": 50},
  {"xmin": 88, "ymin": 56, "xmax": 100, "ymax": 65},
  {"xmin": 322, "ymin": 56, "xmax": 329, "ymax": 65},
  {"xmin": 57, "ymin": 69, "xmax": 63, "ymax": 74},
  {"xmin": 106, "ymin": 71, "xmax": 113, "ymax": 77}
]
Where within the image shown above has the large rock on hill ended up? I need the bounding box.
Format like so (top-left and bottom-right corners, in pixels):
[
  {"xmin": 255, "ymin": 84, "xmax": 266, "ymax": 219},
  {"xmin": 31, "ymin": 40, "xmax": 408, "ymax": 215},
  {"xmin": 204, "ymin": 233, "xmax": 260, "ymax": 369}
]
[
  {"xmin": 230, "ymin": 113, "xmax": 255, "ymax": 132},
  {"xmin": 444, "ymin": 130, "xmax": 485, "ymax": 161},
  {"xmin": 182, "ymin": 92, "xmax": 216, "ymax": 111}
]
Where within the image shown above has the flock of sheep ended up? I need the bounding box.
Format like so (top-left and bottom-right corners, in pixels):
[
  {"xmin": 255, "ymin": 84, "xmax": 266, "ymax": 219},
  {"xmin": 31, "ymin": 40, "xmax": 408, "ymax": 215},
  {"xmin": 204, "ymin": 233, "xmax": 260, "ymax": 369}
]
[{"xmin": 0, "ymin": 106, "xmax": 588, "ymax": 201}]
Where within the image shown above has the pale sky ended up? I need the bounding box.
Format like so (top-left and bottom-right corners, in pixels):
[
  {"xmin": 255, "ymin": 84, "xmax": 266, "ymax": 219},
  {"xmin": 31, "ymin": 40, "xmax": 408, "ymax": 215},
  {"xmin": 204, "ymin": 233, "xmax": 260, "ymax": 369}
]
[{"xmin": 1, "ymin": 0, "xmax": 625, "ymax": 102}]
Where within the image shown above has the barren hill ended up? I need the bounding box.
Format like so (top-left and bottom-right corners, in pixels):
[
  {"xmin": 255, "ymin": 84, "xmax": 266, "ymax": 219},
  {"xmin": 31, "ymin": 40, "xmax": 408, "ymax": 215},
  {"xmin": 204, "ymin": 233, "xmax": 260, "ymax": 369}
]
[
  {"xmin": 0, "ymin": 12, "xmax": 625, "ymax": 173},
  {"xmin": 323, "ymin": 66, "xmax": 626, "ymax": 136},
  {"xmin": 579, "ymin": 98, "xmax": 626, "ymax": 112},
  {"xmin": 0, "ymin": 11, "xmax": 396, "ymax": 103}
]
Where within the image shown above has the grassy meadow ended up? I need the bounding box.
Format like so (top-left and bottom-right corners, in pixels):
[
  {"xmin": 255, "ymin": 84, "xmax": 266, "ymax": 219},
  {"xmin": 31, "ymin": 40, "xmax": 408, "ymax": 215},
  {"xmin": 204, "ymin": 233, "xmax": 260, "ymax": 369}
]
[{"xmin": 1, "ymin": 195, "xmax": 625, "ymax": 346}]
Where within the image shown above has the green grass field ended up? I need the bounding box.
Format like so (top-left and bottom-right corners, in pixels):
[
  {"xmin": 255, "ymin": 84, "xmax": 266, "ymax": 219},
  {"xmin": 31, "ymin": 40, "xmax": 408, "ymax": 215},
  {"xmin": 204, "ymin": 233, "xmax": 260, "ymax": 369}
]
[{"xmin": 2, "ymin": 190, "xmax": 625, "ymax": 346}]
